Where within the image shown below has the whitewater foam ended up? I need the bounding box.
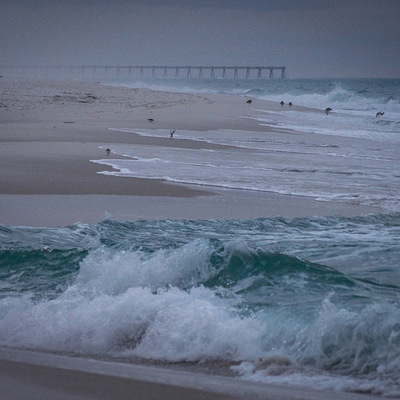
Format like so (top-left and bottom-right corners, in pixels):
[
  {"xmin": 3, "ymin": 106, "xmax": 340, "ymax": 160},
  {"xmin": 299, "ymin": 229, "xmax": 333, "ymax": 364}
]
[
  {"xmin": 95, "ymin": 79, "xmax": 400, "ymax": 212},
  {"xmin": 1, "ymin": 214, "xmax": 400, "ymax": 395},
  {"xmin": 96, "ymin": 122, "xmax": 400, "ymax": 211}
]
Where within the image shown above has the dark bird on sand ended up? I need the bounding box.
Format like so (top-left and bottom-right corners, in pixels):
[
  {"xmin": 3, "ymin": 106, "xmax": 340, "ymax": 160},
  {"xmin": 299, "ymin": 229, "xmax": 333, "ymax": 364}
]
[
  {"xmin": 246, "ymin": 99, "xmax": 252, "ymax": 104},
  {"xmin": 280, "ymin": 101, "xmax": 284, "ymax": 107},
  {"xmin": 170, "ymin": 130, "xmax": 176, "ymax": 139},
  {"xmin": 147, "ymin": 118, "xmax": 154, "ymax": 122},
  {"xmin": 289, "ymin": 102, "xmax": 292, "ymax": 107},
  {"xmin": 106, "ymin": 148, "xmax": 111, "ymax": 156},
  {"xmin": 376, "ymin": 111, "xmax": 385, "ymax": 118},
  {"xmin": 325, "ymin": 107, "xmax": 332, "ymax": 115}
]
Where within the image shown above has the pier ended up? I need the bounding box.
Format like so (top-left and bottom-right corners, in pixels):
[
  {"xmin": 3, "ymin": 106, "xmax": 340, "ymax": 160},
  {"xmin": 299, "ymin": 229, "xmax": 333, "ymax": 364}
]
[{"xmin": 0, "ymin": 65, "xmax": 286, "ymax": 79}]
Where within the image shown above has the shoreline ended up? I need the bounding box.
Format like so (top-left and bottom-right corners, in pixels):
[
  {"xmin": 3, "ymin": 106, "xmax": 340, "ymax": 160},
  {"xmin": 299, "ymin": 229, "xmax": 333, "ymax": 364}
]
[
  {"xmin": 0, "ymin": 347, "xmax": 382, "ymax": 400},
  {"xmin": 0, "ymin": 78, "xmax": 382, "ymax": 226}
]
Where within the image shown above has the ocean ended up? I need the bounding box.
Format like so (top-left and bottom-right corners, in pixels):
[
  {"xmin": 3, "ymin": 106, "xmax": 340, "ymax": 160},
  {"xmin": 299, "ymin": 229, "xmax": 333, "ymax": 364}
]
[{"xmin": 1, "ymin": 78, "xmax": 400, "ymax": 397}]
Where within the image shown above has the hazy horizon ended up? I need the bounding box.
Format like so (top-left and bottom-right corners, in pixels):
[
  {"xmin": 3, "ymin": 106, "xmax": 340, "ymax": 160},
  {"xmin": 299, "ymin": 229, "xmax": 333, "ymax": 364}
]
[{"xmin": 1, "ymin": 0, "xmax": 399, "ymax": 79}]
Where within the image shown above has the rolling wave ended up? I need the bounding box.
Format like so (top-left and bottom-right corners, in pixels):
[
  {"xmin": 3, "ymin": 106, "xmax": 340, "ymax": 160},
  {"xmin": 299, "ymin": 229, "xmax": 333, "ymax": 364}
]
[{"xmin": 1, "ymin": 215, "xmax": 400, "ymax": 395}]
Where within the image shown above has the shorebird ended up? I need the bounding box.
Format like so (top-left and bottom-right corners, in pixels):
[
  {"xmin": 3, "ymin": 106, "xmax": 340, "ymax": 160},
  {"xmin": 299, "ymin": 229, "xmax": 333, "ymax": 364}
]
[
  {"xmin": 325, "ymin": 107, "xmax": 332, "ymax": 115},
  {"xmin": 280, "ymin": 101, "xmax": 284, "ymax": 108},
  {"xmin": 106, "ymin": 148, "xmax": 111, "ymax": 156},
  {"xmin": 147, "ymin": 118, "xmax": 154, "ymax": 122},
  {"xmin": 376, "ymin": 111, "xmax": 385, "ymax": 118},
  {"xmin": 246, "ymin": 99, "xmax": 252, "ymax": 104},
  {"xmin": 289, "ymin": 102, "xmax": 292, "ymax": 107},
  {"xmin": 170, "ymin": 130, "xmax": 175, "ymax": 139}
]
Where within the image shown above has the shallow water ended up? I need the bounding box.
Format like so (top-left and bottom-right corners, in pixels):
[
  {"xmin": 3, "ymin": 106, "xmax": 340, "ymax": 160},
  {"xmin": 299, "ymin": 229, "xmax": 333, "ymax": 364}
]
[{"xmin": 97, "ymin": 78, "xmax": 400, "ymax": 212}]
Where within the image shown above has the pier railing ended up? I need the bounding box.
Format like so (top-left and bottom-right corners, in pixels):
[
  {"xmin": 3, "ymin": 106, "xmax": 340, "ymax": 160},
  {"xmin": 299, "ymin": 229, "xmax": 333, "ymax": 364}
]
[{"xmin": 0, "ymin": 65, "xmax": 286, "ymax": 79}]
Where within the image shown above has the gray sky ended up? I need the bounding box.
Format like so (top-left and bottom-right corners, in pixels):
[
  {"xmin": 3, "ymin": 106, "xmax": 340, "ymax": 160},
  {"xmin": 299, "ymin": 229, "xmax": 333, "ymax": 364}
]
[{"xmin": 1, "ymin": 0, "xmax": 399, "ymax": 78}]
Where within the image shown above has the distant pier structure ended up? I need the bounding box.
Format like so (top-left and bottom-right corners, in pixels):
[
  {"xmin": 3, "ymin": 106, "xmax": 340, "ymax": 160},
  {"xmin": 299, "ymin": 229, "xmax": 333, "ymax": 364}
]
[{"xmin": 0, "ymin": 65, "xmax": 286, "ymax": 79}]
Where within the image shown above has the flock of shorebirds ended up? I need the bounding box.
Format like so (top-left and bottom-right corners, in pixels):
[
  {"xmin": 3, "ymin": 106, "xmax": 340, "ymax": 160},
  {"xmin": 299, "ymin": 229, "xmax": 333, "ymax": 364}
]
[
  {"xmin": 246, "ymin": 98, "xmax": 386, "ymax": 118},
  {"xmin": 104, "ymin": 100, "xmax": 386, "ymax": 156}
]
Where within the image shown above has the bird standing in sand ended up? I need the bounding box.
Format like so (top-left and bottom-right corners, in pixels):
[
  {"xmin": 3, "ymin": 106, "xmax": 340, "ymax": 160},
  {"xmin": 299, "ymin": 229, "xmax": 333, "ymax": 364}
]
[
  {"xmin": 376, "ymin": 111, "xmax": 385, "ymax": 118},
  {"xmin": 170, "ymin": 130, "xmax": 175, "ymax": 139},
  {"xmin": 246, "ymin": 99, "xmax": 252, "ymax": 104},
  {"xmin": 280, "ymin": 101, "xmax": 284, "ymax": 108},
  {"xmin": 325, "ymin": 107, "xmax": 332, "ymax": 115}
]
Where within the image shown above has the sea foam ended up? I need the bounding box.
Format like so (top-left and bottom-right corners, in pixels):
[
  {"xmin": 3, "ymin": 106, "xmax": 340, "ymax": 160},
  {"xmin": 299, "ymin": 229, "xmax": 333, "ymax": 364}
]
[{"xmin": 1, "ymin": 215, "xmax": 400, "ymax": 395}]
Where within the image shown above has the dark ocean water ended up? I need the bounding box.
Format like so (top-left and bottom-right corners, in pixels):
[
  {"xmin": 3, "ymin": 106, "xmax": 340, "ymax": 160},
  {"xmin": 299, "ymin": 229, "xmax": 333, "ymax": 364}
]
[{"xmin": 1, "ymin": 214, "xmax": 400, "ymax": 396}]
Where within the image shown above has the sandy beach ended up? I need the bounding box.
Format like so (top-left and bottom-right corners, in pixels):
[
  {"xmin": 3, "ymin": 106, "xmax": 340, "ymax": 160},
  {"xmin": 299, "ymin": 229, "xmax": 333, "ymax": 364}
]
[
  {"xmin": 0, "ymin": 78, "xmax": 379, "ymax": 226},
  {"xmin": 0, "ymin": 78, "xmax": 386, "ymax": 399},
  {"xmin": 0, "ymin": 348, "xmax": 382, "ymax": 400}
]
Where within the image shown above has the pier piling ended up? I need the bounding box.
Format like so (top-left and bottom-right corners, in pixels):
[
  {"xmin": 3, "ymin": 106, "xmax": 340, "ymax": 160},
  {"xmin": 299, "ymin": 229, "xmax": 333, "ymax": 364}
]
[{"xmin": 0, "ymin": 65, "xmax": 287, "ymax": 79}]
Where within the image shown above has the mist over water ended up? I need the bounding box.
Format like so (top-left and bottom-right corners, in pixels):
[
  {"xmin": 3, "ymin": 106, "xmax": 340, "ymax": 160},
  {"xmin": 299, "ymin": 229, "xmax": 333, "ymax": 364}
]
[{"xmin": 1, "ymin": 0, "xmax": 400, "ymax": 78}]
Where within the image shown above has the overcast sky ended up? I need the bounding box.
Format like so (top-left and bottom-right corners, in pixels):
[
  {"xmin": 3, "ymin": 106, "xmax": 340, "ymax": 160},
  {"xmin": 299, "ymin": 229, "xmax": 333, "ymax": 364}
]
[{"xmin": 1, "ymin": 0, "xmax": 399, "ymax": 78}]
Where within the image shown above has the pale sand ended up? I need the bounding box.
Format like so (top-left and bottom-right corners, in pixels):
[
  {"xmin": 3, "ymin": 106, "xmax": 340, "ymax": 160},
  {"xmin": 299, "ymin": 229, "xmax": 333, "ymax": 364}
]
[
  {"xmin": 0, "ymin": 78, "xmax": 383, "ymax": 399},
  {"xmin": 0, "ymin": 78, "xmax": 380, "ymax": 226},
  {"xmin": 0, "ymin": 348, "xmax": 382, "ymax": 400},
  {"xmin": 0, "ymin": 191, "xmax": 379, "ymax": 227}
]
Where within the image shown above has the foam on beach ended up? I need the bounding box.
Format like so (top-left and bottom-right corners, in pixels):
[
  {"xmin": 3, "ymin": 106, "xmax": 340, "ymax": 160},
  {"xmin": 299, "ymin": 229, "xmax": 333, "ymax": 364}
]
[{"xmin": 95, "ymin": 123, "xmax": 400, "ymax": 212}]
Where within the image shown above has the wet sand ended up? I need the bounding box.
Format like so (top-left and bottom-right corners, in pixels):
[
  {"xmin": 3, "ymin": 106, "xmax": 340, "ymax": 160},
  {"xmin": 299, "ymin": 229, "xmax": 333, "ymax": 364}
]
[{"xmin": 0, "ymin": 348, "xmax": 382, "ymax": 400}]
